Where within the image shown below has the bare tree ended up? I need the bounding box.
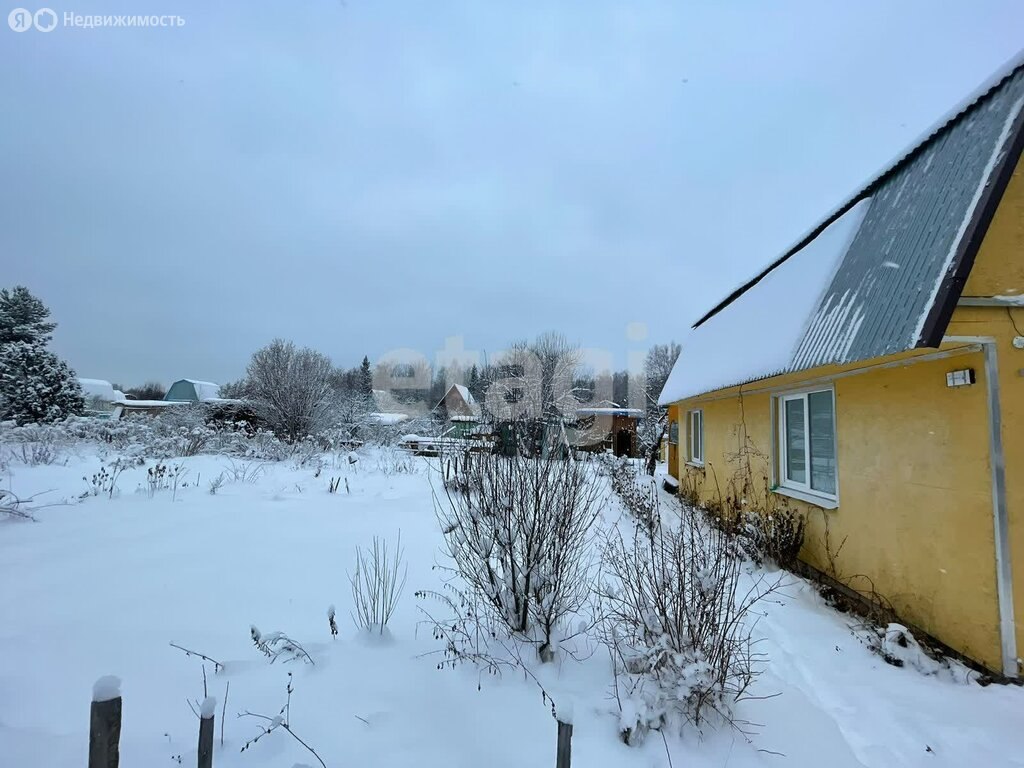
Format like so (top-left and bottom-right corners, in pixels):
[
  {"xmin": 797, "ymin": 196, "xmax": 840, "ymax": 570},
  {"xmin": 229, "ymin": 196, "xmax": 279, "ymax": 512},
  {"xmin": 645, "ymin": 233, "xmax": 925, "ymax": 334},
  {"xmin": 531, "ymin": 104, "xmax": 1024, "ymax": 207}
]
[
  {"xmin": 484, "ymin": 332, "xmax": 585, "ymax": 432},
  {"xmin": 530, "ymin": 331, "xmax": 584, "ymax": 420},
  {"xmin": 642, "ymin": 342, "xmax": 681, "ymax": 474},
  {"xmin": 124, "ymin": 381, "xmax": 165, "ymax": 401},
  {"xmin": 242, "ymin": 339, "xmax": 335, "ymax": 442},
  {"xmin": 643, "ymin": 343, "xmax": 681, "ymax": 408}
]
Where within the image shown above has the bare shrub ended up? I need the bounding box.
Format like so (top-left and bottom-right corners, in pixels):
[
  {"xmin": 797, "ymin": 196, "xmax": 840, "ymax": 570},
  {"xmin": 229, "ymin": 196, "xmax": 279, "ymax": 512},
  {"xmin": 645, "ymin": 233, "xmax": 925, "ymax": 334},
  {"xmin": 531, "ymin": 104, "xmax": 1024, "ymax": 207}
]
[
  {"xmin": 249, "ymin": 626, "xmax": 314, "ymax": 665},
  {"xmin": 607, "ymin": 456, "xmax": 660, "ymax": 534},
  {"xmin": 83, "ymin": 458, "xmax": 131, "ymax": 499},
  {"xmin": 0, "ymin": 489, "xmax": 37, "ymax": 520},
  {"xmin": 349, "ymin": 532, "xmax": 408, "ymax": 634},
  {"xmin": 287, "ymin": 436, "xmax": 324, "ymax": 468},
  {"xmin": 599, "ymin": 502, "xmax": 782, "ymax": 743},
  {"xmin": 376, "ymin": 446, "xmax": 415, "ymax": 476},
  {"xmin": 239, "ymin": 672, "xmax": 326, "ymax": 768},
  {"xmin": 434, "ymin": 447, "xmax": 603, "ymax": 661},
  {"xmin": 208, "ymin": 472, "xmax": 226, "ymax": 495},
  {"xmin": 0, "ymin": 422, "xmax": 67, "ymax": 466},
  {"xmin": 222, "ymin": 458, "xmax": 265, "ymax": 484},
  {"xmin": 741, "ymin": 508, "xmax": 805, "ymax": 568},
  {"xmin": 327, "ymin": 605, "xmax": 338, "ymax": 638}
]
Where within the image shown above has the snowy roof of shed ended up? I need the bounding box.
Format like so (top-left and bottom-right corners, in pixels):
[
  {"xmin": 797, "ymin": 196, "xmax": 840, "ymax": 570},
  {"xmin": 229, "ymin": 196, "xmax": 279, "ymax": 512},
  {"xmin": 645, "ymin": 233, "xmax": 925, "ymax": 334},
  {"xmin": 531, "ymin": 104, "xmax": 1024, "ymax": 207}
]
[
  {"xmin": 661, "ymin": 51, "xmax": 1024, "ymax": 404},
  {"xmin": 370, "ymin": 412, "xmax": 411, "ymax": 425},
  {"xmin": 173, "ymin": 379, "xmax": 221, "ymax": 402},
  {"xmin": 78, "ymin": 378, "xmax": 116, "ymax": 401},
  {"xmin": 576, "ymin": 407, "xmax": 644, "ymax": 417}
]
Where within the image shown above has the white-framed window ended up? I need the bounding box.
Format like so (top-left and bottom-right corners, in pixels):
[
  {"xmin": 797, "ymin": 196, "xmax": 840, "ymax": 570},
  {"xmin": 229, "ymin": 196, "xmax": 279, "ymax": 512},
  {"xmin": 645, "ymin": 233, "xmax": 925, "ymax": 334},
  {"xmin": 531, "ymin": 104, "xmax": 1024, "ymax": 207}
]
[
  {"xmin": 687, "ymin": 409, "xmax": 704, "ymax": 465},
  {"xmin": 777, "ymin": 388, "xmax": 837, "ymax": 501}
]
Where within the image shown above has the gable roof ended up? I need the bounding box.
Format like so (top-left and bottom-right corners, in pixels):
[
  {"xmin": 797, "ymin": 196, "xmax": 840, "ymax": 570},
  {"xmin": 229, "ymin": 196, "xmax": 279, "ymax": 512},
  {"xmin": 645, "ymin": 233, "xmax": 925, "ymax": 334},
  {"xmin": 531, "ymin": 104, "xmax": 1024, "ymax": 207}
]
[
  {"xmin": 434, "ymin": 383, "xmax": 481, "ymax": 418},
  {"xmin": 661, "ymin": 52, "xmax": 1024, "ymax": 405},
  {"xmin": 453, "ymin": 383, "xmax": 476, "ymax": 405}
]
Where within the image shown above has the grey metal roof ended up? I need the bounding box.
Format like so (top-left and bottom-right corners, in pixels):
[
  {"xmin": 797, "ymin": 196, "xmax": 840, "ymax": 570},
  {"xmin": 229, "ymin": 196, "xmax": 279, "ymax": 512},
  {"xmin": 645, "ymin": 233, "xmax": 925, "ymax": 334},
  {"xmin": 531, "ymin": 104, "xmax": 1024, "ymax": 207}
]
[{"xmin": 693, "ymin": 53, "xmax": 1024, "ymax": 377}]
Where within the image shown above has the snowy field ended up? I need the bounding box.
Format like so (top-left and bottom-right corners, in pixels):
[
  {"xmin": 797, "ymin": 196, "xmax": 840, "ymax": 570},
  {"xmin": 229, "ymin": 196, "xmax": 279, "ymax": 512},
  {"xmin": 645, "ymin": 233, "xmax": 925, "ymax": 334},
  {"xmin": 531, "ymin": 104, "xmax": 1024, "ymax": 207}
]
[{"xmin": 2, "ymin": 445, "xmax": 1023, "ymax": 768}]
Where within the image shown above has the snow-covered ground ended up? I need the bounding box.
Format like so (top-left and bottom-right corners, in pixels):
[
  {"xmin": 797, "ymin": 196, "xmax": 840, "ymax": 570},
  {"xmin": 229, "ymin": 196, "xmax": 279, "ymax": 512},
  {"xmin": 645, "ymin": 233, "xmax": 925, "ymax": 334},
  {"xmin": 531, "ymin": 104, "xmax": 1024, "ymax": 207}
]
[{"xmin": 1, "ymin": 446, "xmax": 1022, "ymax": 767}]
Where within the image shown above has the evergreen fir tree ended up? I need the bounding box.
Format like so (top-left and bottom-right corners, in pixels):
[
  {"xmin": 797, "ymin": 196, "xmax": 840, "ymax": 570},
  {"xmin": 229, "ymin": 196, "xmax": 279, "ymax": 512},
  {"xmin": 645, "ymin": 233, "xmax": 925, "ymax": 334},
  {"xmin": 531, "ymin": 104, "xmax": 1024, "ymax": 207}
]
[
  {"xmin": 0, "ymin": 286, "xmax": 56, "ymax": 345},
  {"xmin": 358, "ymin": 355, "xmax": 373, "ymax": 396},
  {"xmin": 0, "ymin": 341, "xmax": 84, "ymax": 424},
  {"xmin": 0, "ymin": 286, "xmax": 84, "ymax": 424}
]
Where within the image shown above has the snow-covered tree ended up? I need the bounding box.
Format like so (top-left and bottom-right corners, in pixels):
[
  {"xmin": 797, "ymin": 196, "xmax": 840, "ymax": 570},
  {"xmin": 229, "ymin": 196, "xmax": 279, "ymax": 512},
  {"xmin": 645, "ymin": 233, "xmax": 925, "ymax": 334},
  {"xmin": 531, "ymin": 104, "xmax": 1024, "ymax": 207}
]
[
  {"xmin": 485, "ymin": 332, "xmax": 583, "ymax": 424},
  {"xmin": 641, "ymin": 341, "xmax": 681, "ymax": 473},
  {"xmin": 241, "ymin": 339, "xmax": 335, "ymax": 442},
  {"xmin": 0, "ymin": 341, "xmax": 84, "ymax": 424},
  {"xmin": 643, "ymin": 342, "xmax": 681, "ymax": 409},
  {"xmin": 0, "ymin": 286, "xmax": 56, "ymax": 346},
  {"xmin": 0, "ymin": 287, "xmax": 84, "ymax": 424}
]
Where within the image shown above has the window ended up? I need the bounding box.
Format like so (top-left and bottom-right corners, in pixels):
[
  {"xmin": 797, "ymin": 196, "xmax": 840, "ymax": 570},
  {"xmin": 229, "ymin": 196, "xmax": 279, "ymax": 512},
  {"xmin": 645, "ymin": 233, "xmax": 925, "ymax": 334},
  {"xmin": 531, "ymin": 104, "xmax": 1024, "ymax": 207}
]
[
  {"xmin": 778, "ymin": 388, "xmax": 837, "ymax": 500},
  {"xmin": 687, "ymin": 409, "xmax": 704, "ymax": 465},
  {"xmin": 668, "ymin": 420, "xmax": 679, "ymax": 445}
]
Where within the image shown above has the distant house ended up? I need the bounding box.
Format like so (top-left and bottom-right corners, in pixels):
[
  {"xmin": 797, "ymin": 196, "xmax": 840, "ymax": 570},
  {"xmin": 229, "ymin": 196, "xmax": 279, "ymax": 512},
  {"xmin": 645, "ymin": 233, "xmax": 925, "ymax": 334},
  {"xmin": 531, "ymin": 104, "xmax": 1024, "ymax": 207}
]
[
  {"xmin": 77, "ymin": 378, "xmax": 125, "ymax": 416},
  {"xmin": 164, "ymin": 379, "xmax": 222, "ymax": 403},
  {"xmin": 433, "ymin": 384, "xmax": 481, "ymax": 437},
  {"xmin": 569, "ymin": 404, "xmax": 643, "ymax": 457},
  {"xmin": 660, "ymin": 54, "xmax": 1024, "ymax": 677}
]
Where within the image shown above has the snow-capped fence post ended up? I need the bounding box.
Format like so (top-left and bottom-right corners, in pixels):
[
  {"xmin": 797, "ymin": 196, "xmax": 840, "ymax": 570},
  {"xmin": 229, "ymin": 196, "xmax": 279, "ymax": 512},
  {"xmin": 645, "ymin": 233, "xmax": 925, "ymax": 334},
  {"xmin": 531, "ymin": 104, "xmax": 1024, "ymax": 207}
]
[
  {"xmin": 554, "ymin": 701, "xmax": 573, "ymax": 768},
  {"xmin": 89, "ymin": 676, "xmax": 122, "ymax": 768},
  {"xmin": 197, "ymin": 696, "xmax": 216, "ymax": 768},
  {"xmin": 555, "ymin": 719, "xmax": 572, "ymax": 768}
]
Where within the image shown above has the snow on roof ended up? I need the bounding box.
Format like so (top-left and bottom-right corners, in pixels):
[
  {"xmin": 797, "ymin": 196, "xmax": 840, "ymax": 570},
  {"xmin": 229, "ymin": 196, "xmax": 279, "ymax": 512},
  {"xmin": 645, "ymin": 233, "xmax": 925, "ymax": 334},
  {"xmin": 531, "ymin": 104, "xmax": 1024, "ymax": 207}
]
[
  {"xmin": 434, "ymin": 383, "xmax": 481, "ymax": 419},
  {"xmin": 183, "ymin": 380, "xmax": 221, "ymax": 401},
  {"xmin": 453, "ymin": 384, "xmax": 475, "ymax": 405},
  {"xmin": 370, "ymin": 412, "xmax": 411, "ymax": 426},
  {"xmin": 693, "ymin": 51, "xmax": 1024, "ymax": 331},
  {"xmin": 576, "ymin": 407, "xmax": 644, "ymax": 417},
  {"xmin": 78, "ymin": 378, "xmax": 116, "ymax": 401},
  {"xmin": 116, "ymin": 399, "xmax": 184, "ymax": 407},
  {"xmin": 660, "ymin": 199, "xmax": 870, "ymax": 404}
]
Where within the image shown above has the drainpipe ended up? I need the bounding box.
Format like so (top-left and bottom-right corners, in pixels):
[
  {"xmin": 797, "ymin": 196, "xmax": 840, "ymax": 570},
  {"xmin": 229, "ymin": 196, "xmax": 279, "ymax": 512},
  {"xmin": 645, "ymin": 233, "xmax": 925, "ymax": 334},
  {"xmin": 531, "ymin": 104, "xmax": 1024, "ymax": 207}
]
[{"xmin": 946, "ymin": 335, "xmax": 1018, "ymax": 677}]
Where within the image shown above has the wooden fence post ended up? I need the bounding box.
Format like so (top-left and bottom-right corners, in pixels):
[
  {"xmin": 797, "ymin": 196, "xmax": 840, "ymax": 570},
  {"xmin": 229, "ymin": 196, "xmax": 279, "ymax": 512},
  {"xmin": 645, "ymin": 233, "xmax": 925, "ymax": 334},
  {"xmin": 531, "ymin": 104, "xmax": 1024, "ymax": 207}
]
[
  {"xmin": 198, "ymin": 696, "xmax": 216, "ymax": 768},
  {"xmin": 556, "ymin": 719, "xmax": 572, "ymax": 768},
  {"xmin": 89, "ymin": 676, "xmax": 122, "ymax": 768}
]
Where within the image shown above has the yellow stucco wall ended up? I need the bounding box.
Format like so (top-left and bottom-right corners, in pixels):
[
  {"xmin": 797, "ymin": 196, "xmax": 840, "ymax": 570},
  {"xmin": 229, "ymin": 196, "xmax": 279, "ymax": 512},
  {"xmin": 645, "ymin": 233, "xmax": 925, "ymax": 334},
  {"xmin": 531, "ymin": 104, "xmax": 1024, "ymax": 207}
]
[
  {"xmin": 963, "ymin": 152, "xmax": 1024, "ymax": 297},
  {"xmin": 670, "ymin": 346, "xmax": 1001, "ymax": 669},
  {"xmin": 666, "ymin": 404, "xmax": 679, "ymax": 479},
  {"xmin": 948, "ymin": 151, "xmax": 1024, "ymax": 670}
]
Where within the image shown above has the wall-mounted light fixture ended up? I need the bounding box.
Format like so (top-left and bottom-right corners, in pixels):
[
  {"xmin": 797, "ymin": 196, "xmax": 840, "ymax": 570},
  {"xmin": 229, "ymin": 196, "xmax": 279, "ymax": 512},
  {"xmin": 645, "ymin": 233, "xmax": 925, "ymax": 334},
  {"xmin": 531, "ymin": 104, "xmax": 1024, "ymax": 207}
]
[{"xmin": 946, "ymin": 369, "xmax": 976, "ymax": 387}]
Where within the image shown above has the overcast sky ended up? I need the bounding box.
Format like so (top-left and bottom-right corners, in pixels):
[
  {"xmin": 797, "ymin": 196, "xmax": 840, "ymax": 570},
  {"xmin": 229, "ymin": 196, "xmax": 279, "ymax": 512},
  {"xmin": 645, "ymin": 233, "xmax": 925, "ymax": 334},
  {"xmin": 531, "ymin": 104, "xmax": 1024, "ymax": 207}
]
[{"xmin": 2, "ymin": 1, "xmax": 1022, "ymax": 386}]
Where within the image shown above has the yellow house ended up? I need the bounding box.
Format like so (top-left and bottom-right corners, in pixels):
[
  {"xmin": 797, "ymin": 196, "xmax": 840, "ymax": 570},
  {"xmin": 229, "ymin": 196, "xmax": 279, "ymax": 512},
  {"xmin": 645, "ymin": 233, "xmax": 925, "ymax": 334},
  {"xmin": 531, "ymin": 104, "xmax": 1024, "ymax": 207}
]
[{"xmin": 661, "ymin": 53, "xmax": 1024, "ymax": 677}]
